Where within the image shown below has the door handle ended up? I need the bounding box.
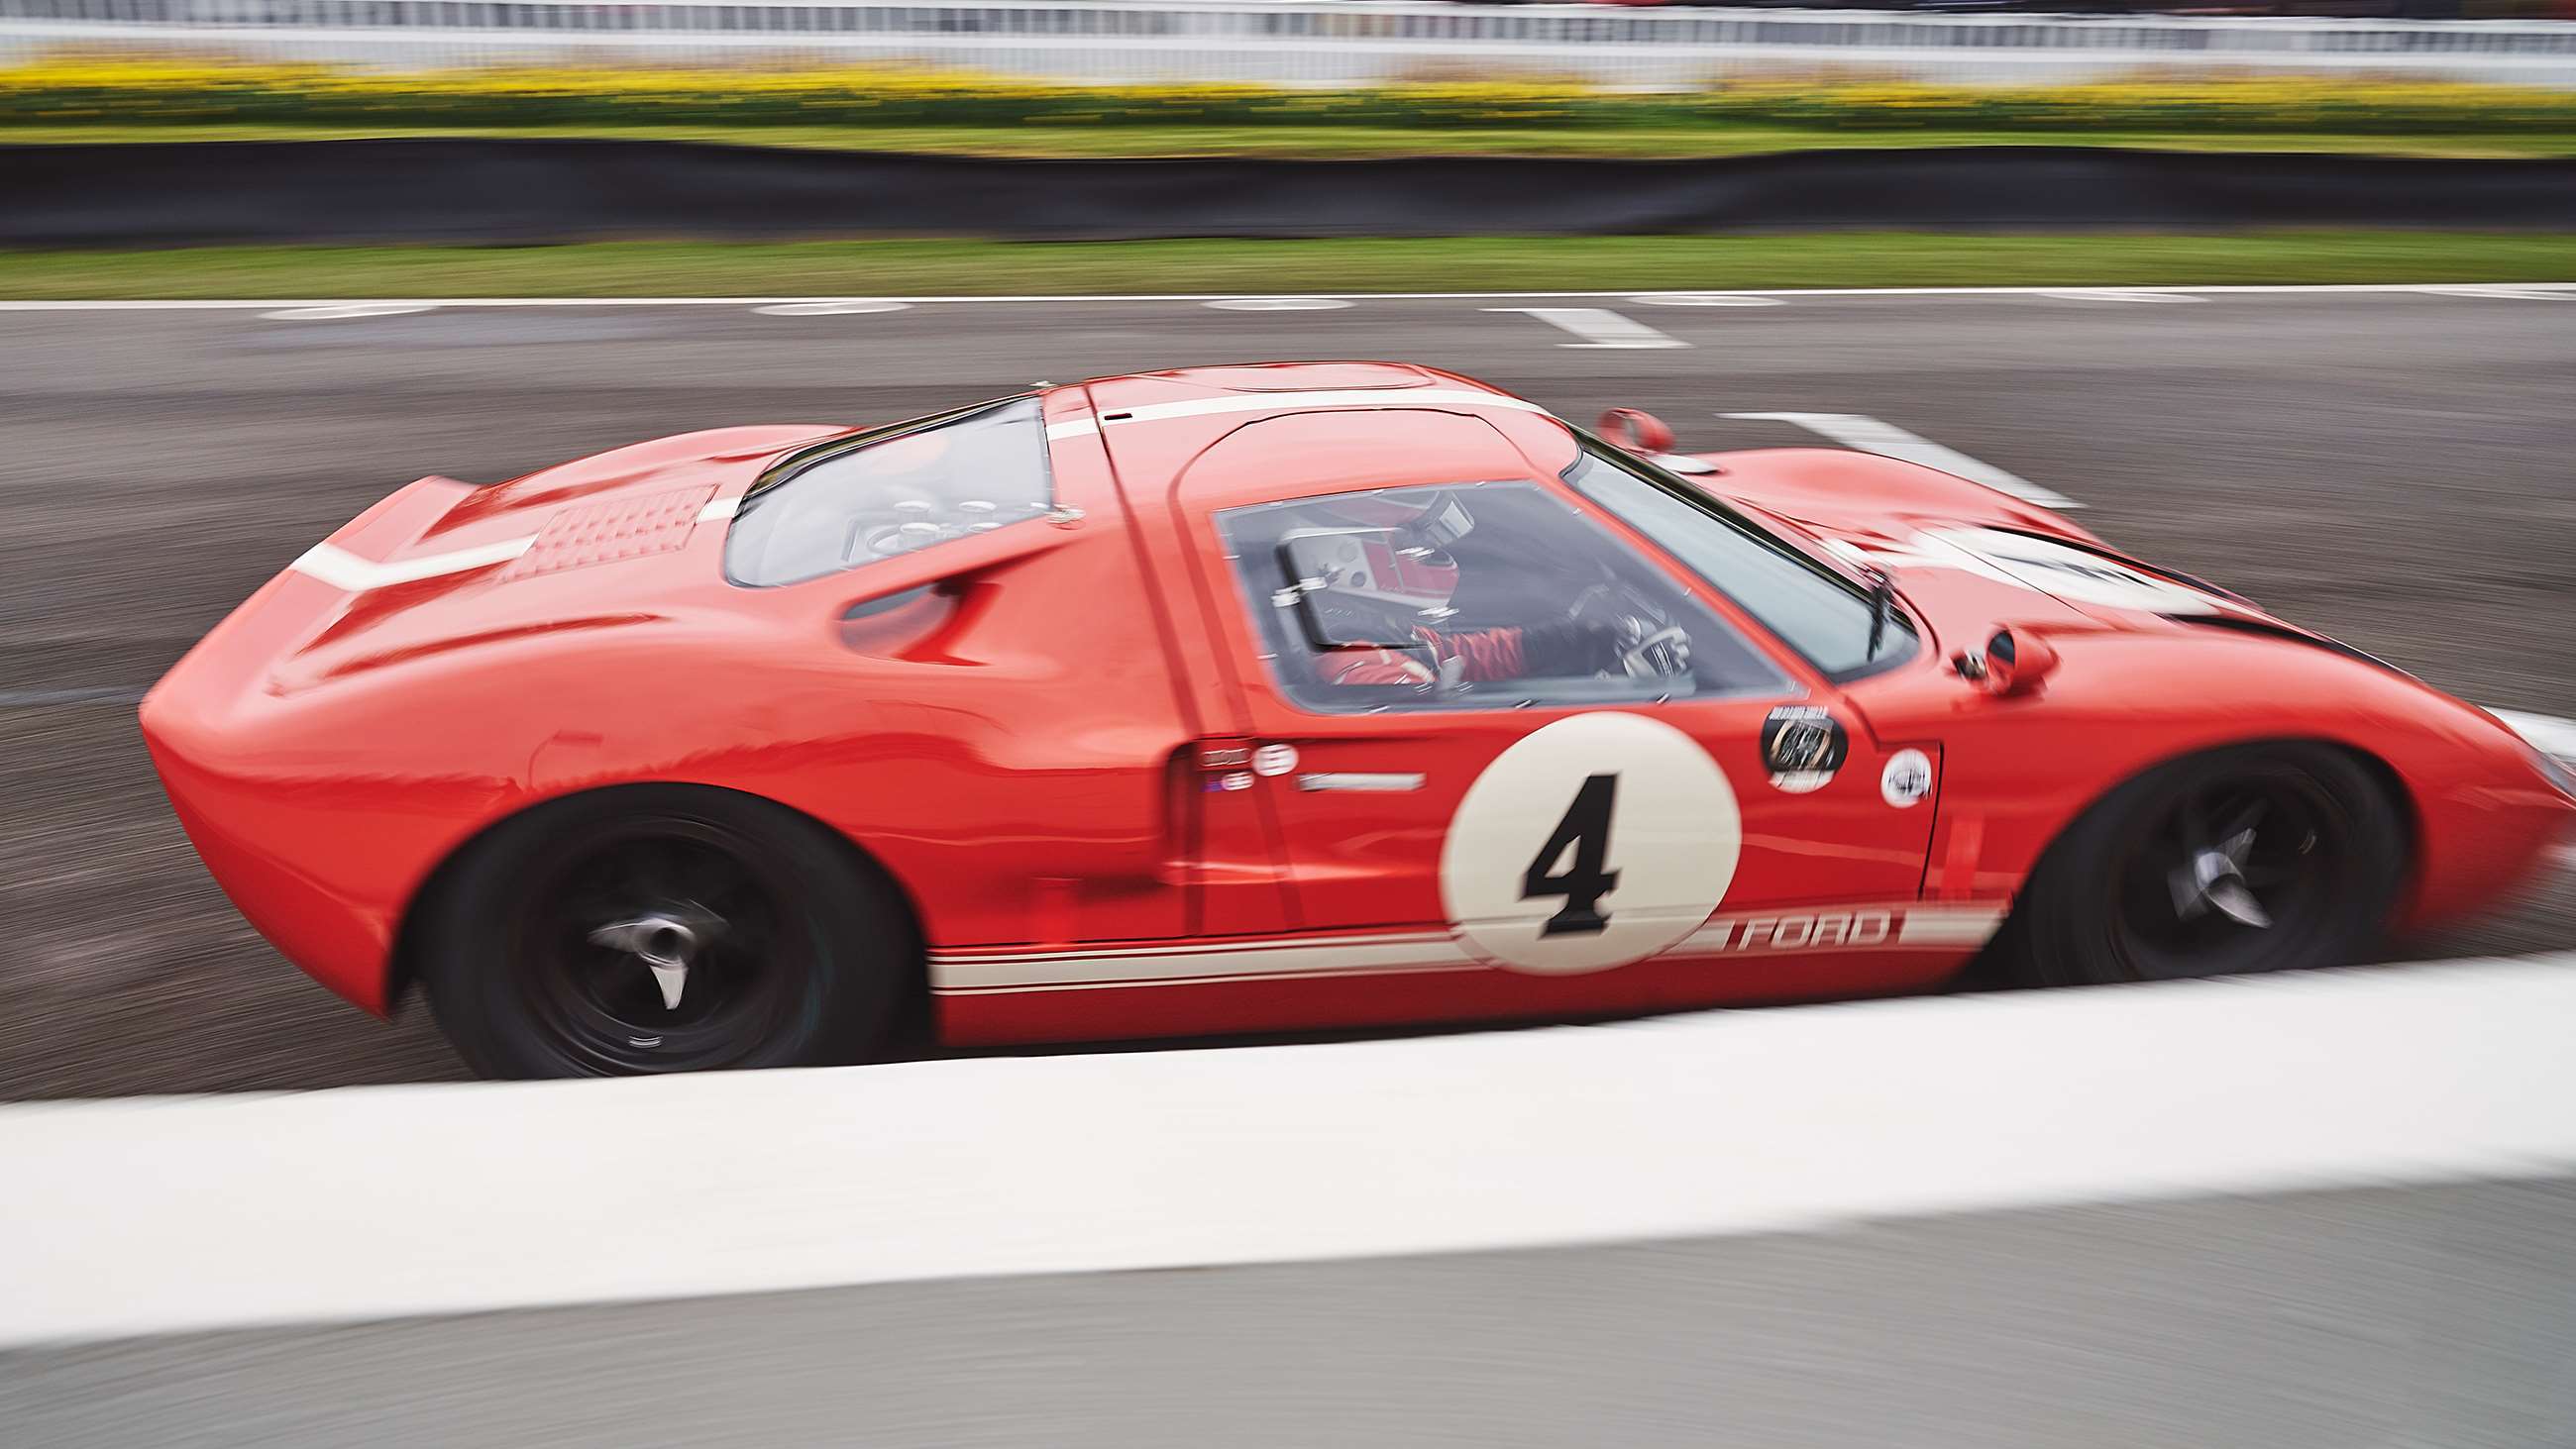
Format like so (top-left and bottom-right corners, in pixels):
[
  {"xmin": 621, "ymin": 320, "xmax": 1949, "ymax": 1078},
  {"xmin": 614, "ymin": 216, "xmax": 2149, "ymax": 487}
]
[{"xmin": 1296, "ymin": 772, "xmax": 1425, "ymax": 793}]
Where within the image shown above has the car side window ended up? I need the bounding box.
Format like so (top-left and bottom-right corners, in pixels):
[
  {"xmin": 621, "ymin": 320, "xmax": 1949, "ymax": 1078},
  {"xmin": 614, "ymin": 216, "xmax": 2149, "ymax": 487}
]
[
  {"xmin": 1216, "ymin": 481, "xmax": 1791, "ymax": 715},
  {"xmin": 724, "ymin": 395, "xmax": 1051, "ymax": 587}
]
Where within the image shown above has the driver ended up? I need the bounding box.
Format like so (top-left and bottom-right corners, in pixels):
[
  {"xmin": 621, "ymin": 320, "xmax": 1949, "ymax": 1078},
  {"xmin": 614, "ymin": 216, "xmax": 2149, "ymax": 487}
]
[{"xmin": 1286, "ymin": 492, "xmax": 1691, "ymax": 689}]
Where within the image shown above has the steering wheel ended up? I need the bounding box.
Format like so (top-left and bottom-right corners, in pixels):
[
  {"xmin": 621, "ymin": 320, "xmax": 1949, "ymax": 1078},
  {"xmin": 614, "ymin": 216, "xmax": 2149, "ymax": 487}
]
[
  {"xmin": 1616, "ymin": 623, "xmax": 1694, "ymax": 679},
  {"xmin": 1567, "ymin": 583, "xmax": 1691, "ymax": 679}
]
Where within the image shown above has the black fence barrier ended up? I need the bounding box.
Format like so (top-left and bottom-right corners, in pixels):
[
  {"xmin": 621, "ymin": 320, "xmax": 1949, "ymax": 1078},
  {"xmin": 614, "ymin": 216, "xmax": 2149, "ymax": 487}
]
[{"xmin": 6, "ymin": 140, "xmax": 2575, "ymax": 247}]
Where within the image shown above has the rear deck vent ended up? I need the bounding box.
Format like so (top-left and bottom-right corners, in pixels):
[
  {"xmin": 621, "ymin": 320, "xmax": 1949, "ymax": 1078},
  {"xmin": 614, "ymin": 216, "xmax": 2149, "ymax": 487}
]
[{"xmin": 501, "ymin": 484, "xmax": 716, "ymax": 580}]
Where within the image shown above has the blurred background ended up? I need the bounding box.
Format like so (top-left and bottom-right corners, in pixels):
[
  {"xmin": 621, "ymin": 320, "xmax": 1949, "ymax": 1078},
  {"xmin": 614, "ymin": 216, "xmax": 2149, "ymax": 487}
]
[{"xmin": 2, "ymin": 1, "xmax": 2573, "ymax": 1445}]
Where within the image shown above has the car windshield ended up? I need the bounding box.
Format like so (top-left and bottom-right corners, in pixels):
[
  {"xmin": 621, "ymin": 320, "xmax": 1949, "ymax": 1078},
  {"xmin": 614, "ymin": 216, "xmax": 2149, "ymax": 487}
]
[
  {"xmin": 1563, "ymin": 437, "xmax": 1916, "ymax": 680},
  {"xmin": 724, "ymin": 395, "xmax": 1051, "ymax": 587}
]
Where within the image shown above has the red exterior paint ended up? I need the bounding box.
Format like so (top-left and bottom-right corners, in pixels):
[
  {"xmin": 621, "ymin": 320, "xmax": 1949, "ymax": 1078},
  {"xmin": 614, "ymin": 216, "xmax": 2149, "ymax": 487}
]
[{"xmin": 139, "ymin": 362, "xmax": 2573, "ymax": 1044}]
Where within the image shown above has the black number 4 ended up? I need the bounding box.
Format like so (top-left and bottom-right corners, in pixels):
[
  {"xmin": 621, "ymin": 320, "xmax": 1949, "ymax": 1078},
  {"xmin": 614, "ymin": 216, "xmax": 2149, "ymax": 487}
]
[{"xmin": 1523, "ymin": 774, "xmax": 1620, "ymax": 937}]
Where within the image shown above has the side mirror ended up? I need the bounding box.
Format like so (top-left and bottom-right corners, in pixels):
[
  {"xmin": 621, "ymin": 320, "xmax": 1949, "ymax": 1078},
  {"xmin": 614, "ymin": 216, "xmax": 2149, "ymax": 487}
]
[
  {"xmin": 1953, "ymin": 626, "xmax": 2060, "ymax": 698},
  {"xmin": 1597, "ymin": 408, "xmax": 1676, "ymax": 454}
]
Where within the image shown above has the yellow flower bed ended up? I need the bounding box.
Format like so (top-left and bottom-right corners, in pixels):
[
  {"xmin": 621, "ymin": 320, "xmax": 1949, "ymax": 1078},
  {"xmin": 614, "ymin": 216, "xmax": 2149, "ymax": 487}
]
[{"xmin": 7, "ymin": 60, "xmax": 2574, "ymax": 133}]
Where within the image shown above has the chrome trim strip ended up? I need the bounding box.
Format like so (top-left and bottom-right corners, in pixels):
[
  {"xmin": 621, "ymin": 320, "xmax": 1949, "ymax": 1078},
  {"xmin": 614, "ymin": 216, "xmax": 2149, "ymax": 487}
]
[{"xmin": 1297, "ymin": 772, "xmax": 1427, "ymax": 793}]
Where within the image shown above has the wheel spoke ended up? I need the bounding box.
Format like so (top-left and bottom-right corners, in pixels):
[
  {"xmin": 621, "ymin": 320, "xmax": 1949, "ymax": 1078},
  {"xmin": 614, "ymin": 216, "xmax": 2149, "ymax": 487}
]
[
  {"xmin": 2169, "ymin": 864, "xmax": 2209, "ymax": 920},
  {"xmin": 2202, "ymin": 879, "xmax": 2273, "ymax": 930},
  {"xmin": 2214, "ymin": 795, "xmax": 2270, "ymax": 847}
]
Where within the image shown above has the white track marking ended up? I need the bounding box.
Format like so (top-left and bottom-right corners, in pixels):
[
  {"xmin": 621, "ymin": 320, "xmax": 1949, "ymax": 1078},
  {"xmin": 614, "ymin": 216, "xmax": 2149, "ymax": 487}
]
[
  {"xmin": 8, "ymin": 283, "xmax": 2572, "ymax": 311},
  {"xmin": 2415, "ymin": 285, "xmax": 2576, "ymax": 301},
  {"xmin": 1483, "ymin": 307, "xmax": 1688, "ymax": 350},
  {"xmin": 1723, "ymin": 412, "xmax": 2084, "ymax": 510},
  {"xmin": 4, "ymin": 955, "xmax": 2574, "ymax": 1348},
  {"xmin": 260, "ymin": 302, "xmax": 440, "ymax": 320},
  {"xmin": 752, "ymin": 300, "xmax": 911, "ymax": 316},
  {"xmin": 1626, "ymin": 293, "xmax": 1784, "ymax": 308},
  {"xmin": 1201, "ymin": 297, "xmax": 1352, "ymax": 311},
  {"xmin": 288, "ymin": 537, "xmax": 534, "ymax": 590},
  {"xmin": 2038, "ymin": 289, "xmax": 2207, "ymax": 304}
]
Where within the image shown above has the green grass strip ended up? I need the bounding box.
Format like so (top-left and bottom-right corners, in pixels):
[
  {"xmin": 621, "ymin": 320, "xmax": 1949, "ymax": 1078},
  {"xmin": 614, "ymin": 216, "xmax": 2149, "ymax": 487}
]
[{"xmin": 5, "ymin": 233, "xmax": 2572, "ymax": 301}]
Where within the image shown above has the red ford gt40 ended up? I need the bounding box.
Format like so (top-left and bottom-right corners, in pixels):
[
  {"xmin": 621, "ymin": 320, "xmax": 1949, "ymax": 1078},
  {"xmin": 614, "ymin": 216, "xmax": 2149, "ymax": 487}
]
[{"xmin": 143, "ymin": 362, "xmax": 2575, "ymax": 1078}]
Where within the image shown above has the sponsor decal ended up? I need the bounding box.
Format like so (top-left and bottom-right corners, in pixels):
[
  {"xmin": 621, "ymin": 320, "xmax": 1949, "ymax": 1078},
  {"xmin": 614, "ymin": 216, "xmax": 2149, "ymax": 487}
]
[
  {"xmin": 1881, "ymin": 749, "xmax": 1934, "ymax": 808},
  {"xmin": 1697, "ymin": 910, "xmax": 1895, "ymax": 953},
  {"xmin": 1251, "ymin": 743, "xmax": 1299, "ymax": 777},
  {"xmin": 1762, "ymin": 705, "xmax": 1849, "ymax": 794}
]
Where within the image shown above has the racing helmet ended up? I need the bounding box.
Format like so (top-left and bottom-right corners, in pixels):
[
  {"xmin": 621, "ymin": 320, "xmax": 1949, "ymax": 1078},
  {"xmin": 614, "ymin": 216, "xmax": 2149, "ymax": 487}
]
[{"xmin": 1281, "ymin": 490, "xmax": 1475, "ymax": 628}]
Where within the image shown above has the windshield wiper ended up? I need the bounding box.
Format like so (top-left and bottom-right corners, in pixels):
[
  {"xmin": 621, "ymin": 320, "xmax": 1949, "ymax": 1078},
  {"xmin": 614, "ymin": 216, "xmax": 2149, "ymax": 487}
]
[{"xmin": 1864, "ymin": 566, "xmax": 1894, "ymax": 660}]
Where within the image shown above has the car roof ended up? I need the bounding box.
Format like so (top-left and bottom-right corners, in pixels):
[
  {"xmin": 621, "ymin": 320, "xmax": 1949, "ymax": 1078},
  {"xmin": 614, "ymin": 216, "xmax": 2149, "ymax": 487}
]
[{"xmin": 1061, "ymin": 362, "xmax": 1582, "ymax": 511}]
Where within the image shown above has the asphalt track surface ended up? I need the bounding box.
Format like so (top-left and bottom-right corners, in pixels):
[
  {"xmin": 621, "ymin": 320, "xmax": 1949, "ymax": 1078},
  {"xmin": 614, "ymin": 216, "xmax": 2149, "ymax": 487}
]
[{"xmin": 3, "ymin": 288, "xmax": 2571, "ymax": 1100}]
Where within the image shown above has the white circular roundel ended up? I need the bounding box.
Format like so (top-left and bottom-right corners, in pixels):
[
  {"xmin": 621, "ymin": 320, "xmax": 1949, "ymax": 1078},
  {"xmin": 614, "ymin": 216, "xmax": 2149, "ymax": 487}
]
[
  {"xmin": 1441, "ymin": 713, "xmax": 1741, "ymax": 976},
  {"xmin": 1880, "ymin": 749, "xmax": 1934, "ymax": 808}
]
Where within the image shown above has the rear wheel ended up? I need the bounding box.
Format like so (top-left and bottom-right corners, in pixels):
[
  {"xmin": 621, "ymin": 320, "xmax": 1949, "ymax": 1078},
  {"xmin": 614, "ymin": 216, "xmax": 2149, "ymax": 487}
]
[
  {"xmin": 2000, "ymin": 745, "xmax": 2405, "ymax": 987},
  {"xmin": 421, "ymin": 786, "xmax": 913, "ymax": 1079}
]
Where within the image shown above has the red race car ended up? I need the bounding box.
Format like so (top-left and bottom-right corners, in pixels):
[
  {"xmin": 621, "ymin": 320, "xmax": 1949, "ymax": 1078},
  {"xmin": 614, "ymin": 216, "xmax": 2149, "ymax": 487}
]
[{"xmin": 143, "ymin": 362, "xmax": 2575, "ymax": 1078}]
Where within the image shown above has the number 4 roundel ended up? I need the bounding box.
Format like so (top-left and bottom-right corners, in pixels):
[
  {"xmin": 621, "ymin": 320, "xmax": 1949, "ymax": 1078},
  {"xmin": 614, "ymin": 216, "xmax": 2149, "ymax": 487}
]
[{"xmin": 1440, "ymin": 712, "xmax": 1743, "ymax": 975}]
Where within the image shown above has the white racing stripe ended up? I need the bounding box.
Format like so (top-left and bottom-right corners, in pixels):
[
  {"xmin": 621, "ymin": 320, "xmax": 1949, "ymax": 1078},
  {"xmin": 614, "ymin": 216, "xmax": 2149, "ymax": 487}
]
[
  {"xmin": 2, "ymin": 954, "xmax": 2572, "ymax": 1348},
  {"xmin": 937, "ymin": 931, "xmax": 1468, "ymax": 991},
  {"xmin": 3, "ymin": 283, "xmax": 2571, "ymax": 310},
  {"xmin": 935, "ymin": 901, "xmax": 2004, "ymax": 993},
  {"xmin": 288, "ymin": 537, "xmax": 534, "ymax": 591},
  {"xmin": 1045, "ymin": 389, "xmax": 1550, "ymax": 440},
  {"xmin": 1724, "ymin": 411, "xmax": 2085, "ymax": 510},
  {"xmin": 1091, "ymin": 388, "xmax": 1556, "ymax": 429},
  {"xmin": 287, "ymin": 499, "xmax": 742, "ymax": 591}
]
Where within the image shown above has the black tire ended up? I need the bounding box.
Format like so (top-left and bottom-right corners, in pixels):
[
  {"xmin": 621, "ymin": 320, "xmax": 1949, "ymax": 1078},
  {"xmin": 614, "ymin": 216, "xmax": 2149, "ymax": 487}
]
[
  {"xmin": 1998, "ymin": 744, "xmax": 2406, "ymax": 988},
  {"xmin": 421, "ymin": 785, "xmax": 914, "ymax": 1079}
]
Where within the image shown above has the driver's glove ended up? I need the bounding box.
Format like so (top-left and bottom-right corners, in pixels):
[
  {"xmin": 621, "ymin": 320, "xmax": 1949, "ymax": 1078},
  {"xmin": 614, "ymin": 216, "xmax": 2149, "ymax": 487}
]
[{"xmin": 1608, "ymin": 615, "xmax": 1693, "ymax": 679}]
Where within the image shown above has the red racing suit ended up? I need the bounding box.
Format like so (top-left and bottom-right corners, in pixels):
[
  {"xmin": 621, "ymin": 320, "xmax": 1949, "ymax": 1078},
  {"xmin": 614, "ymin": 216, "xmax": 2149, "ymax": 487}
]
[{"xmin": 1318, "ymin": 620, "xmax": 1622, "ymax": 687}]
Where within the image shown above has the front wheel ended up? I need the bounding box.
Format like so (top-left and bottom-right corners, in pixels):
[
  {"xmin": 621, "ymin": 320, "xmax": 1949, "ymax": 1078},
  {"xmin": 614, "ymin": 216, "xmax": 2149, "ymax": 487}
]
[
  {"xmin": 1998, "ymin": 744, "xmax": 2406, "ymax": 988},
  {"xmin": 420, "ymin": 786, "xmax": 913, "ymax": 1079}
]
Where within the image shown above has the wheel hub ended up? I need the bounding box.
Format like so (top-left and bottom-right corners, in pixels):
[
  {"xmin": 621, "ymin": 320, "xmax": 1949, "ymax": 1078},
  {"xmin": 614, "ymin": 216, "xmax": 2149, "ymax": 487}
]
[
  {"xmin": 2172, "ymin": 834, "xmax": 2271, "ymax": 930},
  {"xmin": 590, "ymin": 904, "xmax": 725, "ymax": 1011}
]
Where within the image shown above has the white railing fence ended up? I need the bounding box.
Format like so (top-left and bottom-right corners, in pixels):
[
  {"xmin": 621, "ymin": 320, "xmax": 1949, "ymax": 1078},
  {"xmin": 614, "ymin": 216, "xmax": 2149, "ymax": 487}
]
[{"xmin": 6, "ymin": 0, "xmax": 2576, "ymax": 86}]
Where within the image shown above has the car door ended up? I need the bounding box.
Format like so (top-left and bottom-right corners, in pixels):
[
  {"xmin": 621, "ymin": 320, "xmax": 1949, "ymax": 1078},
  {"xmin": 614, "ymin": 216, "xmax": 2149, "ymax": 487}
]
[{"xmin": 1177, "ymin": 430, "xmax": 1947, "ymax": 1020}]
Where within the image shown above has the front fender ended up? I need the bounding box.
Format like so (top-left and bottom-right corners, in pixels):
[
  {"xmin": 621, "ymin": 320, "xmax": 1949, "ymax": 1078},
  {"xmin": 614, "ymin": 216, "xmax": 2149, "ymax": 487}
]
[{"xmin": 1856, "ymin": 627, "xmax": 2569, "ymax": 933}]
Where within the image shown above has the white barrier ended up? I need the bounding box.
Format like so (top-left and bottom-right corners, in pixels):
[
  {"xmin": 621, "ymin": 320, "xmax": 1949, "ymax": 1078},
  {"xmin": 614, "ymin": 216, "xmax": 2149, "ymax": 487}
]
[
  {"xmin": 5, "ymin": 956, "xmax": 2574, "ymax": 1446},
  {"xmin": 6, "ymin": 0, "xmax": 2576, "ymax": 86},
  {"xmin": 6, "ymin": 953, "xmax": 2575, "ymax": 1348}
]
